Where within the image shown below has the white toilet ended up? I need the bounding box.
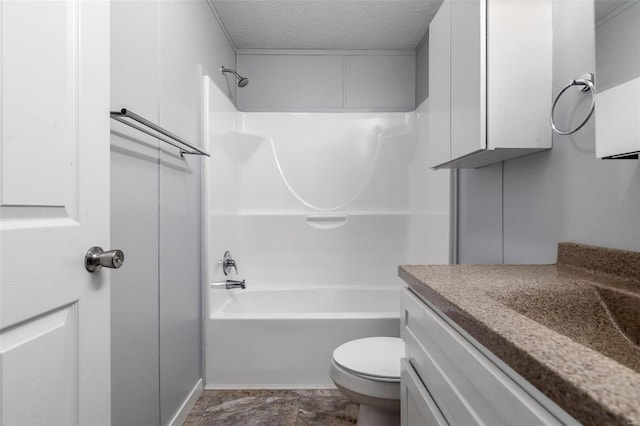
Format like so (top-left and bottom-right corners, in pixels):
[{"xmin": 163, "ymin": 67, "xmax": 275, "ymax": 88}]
[{"xmin": 330, "ymin": 337, "xmax": 405, "ymax": 426}]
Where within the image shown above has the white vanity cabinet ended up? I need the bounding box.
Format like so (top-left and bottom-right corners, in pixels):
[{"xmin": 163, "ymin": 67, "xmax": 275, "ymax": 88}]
[
  {"xmin": 427, "ymin": 0, "xmax": 553, "ymax": 169},
  {"xmin": 400, "ymin": 288, "xmax": 579, "ymax": 426}
]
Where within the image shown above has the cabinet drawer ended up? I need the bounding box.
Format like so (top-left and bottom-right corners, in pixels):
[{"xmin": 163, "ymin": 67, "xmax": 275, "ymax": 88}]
[
  {"xmin": 401, "ymin": 358, "xmax": 448, "ymax": 426},
  {"xmin": 401, "ymin": 288, "xmax": 563, "ymax": 425}
]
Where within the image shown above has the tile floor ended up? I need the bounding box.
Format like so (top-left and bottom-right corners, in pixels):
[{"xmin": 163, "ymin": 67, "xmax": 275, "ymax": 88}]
[{"xmin": 184, "ymin": 389, "xmax": 358, "ymax": 426}]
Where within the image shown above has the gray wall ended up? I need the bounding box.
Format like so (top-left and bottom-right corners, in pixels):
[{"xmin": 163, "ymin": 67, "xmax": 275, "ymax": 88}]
[
  {"xmin": 457, "ymin": 0, "xmax": 640, "ymax": 265},
  {"xmin": 111, "ymin": 3, "xmax": 161, "ymax": 424},
  {"xmin": 110, "ymin": 1, "xmax": 235, "ymax": 425},
  {"xmin": 236, "ymin": 51, "xmax": 416, "ymax": 111},
  {"xmin": 157, "ymin": 2, "xmax": 235, "ymax": 423}
]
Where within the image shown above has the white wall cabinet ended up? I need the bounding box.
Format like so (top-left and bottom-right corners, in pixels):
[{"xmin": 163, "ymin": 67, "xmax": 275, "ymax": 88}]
[
  {"xmin": 426, "ymin": 0, "xmax": 451, "ymax": 167},
  {"xmin": 428, "ymin": 0, "xmax": 553, "ymax": 169},
  {"xmin": 400, "ymin": 288, "xmax": 579, "ymax": 426}
]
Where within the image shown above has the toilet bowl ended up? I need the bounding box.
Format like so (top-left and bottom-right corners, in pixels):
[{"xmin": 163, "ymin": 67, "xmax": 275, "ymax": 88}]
[{"xmin": 329, "ymin": 337, "xmax": 404, "ymax": 426}]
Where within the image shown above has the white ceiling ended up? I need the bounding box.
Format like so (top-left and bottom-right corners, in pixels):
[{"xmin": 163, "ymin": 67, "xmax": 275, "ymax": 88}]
[{"xmin": 209, "ymin": 0, "xmax": 443, "ymax": 50}]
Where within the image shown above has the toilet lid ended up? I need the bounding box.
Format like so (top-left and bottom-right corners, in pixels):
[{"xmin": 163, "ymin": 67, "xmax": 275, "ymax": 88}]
[{"xmin": 333, "ymin": 337, "xmax": 404, "ymax": 380}]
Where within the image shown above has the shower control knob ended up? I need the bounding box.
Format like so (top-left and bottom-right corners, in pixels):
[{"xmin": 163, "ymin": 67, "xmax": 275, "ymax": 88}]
[
  {"xmin": 85, "ymin": 246, "xmax": 125, "ymax": 273},
  {"xmin": 221, "ymin": 251, "xmax": 238, "ymax": 276}
]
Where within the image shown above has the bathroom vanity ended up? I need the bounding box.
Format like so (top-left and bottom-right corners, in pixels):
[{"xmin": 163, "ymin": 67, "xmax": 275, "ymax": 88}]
[
  {"xmin": 400, "ymin": 289, "xmax": 575, "ymax": 425},
  {"xmin": 399, "ymin": 243, "xmax": 640, "ymax": 426}
]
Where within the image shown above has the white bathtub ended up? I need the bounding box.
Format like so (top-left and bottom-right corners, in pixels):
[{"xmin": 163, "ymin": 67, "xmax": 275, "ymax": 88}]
[{"xmin": 205, "ymin": 285, "xmax": 401, "ymax": 388}]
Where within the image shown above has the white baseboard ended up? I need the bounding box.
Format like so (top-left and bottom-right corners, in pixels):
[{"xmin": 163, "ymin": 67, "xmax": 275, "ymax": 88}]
[
  {"xmin": 168, "ymin": 378, "xmax": 203, "ymax": 426},
  {"xmin": 204, "ymin": 383, "xmax": 337, "ymax": 390}
]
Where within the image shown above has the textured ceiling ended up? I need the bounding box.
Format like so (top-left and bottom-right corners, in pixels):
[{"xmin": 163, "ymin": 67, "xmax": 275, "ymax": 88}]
[{"xmin": 210, "ymin": 0, "xmax": 443, "ymax": 50}]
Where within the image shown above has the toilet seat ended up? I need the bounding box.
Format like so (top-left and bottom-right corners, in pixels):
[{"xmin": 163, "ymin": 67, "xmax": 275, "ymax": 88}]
[{"xmin": 332, "ymin": 337, "xmax": 404, "ymax": 383}]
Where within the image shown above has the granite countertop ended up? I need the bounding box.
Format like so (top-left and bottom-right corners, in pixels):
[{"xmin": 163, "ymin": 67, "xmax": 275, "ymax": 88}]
[{"xmin": 399, "ymin": 242, "xmax": 640, "ymax": 426}]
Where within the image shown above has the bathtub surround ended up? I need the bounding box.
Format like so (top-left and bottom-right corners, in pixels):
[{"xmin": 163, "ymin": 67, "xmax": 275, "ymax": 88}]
[
  {"xmin": 203, "ymin": 65, "xmax": 450, "ymax": 388},
  {"xmin": 110, "ymin": 1, "xmax": 234, "ymax": 424},
  {"xmin": 399, "ymin": 242, "xmax": 640, "ymax": 425},
  {"xmin": 184, "ymin": 389, "xmax": 359, "ymax": 425},
  {"xmin": 204, "ymin": 81, "xmax": 450, "ymax": 290}
]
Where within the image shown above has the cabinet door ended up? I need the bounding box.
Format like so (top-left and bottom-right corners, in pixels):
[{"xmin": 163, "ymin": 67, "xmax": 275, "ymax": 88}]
[
  {"xmin": 450, "ymin": 0, "xmax": 486, "ymax": 160},
  {"xmin": 427, "ymin": 0, "xmax": 451, "ymax": 168},
  {"xmin": 402, "ymin": 289, "xmax": 570, "ymax": 426},
  {"xmin": 401, "ymin": 359, "xmax": 448, "ymax": 426}
]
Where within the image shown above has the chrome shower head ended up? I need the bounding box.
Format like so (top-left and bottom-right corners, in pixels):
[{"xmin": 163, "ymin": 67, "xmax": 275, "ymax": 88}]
[{"xmin": 221, "ymin": 66, "xmax": 249, "ymax": 88}]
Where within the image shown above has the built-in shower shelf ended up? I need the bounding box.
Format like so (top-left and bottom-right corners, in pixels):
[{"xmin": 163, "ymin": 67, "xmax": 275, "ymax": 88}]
[
  {"xmin": 228, "ymin": 211, "xmax": 419, "ymax": 216},
  {"xmin": 306, "ymin": 215, "xmax": 348, "ymax": 229}
]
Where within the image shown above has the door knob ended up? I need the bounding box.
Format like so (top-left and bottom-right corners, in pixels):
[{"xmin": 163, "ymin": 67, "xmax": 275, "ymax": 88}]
[{"xmin": 85, "ymin": 246, "xmax": 125, "ymax": 272}]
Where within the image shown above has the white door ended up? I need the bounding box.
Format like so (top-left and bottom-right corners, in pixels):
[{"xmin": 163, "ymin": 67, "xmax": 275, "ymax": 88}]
[{"xmin": 0, "ymin": 1, "xmax": 111, "ymax": 425}]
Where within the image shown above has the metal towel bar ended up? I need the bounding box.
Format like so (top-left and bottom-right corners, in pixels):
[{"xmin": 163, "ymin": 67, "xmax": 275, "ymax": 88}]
[{"xmin": 110, "ymin": 108, "xmax": 210, "ymax": 157}]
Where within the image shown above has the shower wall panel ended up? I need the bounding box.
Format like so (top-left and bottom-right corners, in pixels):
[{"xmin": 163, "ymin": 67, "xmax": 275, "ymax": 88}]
[{"xmin": 236, "ymin": 52, "xmax": 416, "ymax": 112}]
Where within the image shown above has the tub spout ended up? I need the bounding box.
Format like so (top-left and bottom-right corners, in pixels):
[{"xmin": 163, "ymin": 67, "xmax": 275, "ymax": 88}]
[
  {"xmin": 226, "ymin": 279, "xmax": 246, "ymax": 289},
  {"xmin": 211, "ymin": 279, "xmax": 246, "ymax": 290}
]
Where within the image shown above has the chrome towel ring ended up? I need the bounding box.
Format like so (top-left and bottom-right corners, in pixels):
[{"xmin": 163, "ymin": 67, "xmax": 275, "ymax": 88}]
[{"xmin": 550, "ymin": 73, "xmax": 595, "ymax": 135}]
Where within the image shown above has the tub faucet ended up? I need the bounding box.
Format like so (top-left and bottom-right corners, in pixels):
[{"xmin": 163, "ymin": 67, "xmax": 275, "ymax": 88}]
[
  {"xmin": 221, "ymin": 251, "xmax": 237, "ymax": 276},
  {"xmin": 225, "ymin": 279, "xmax": 246, "ymax": 289},
  {"xmin": 211, "ymin": 279, "xmax": 246, "ymax": 290},
  {"xmin": 210, "ymin": 280, "xmax": 247, "ymax": 290}
]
